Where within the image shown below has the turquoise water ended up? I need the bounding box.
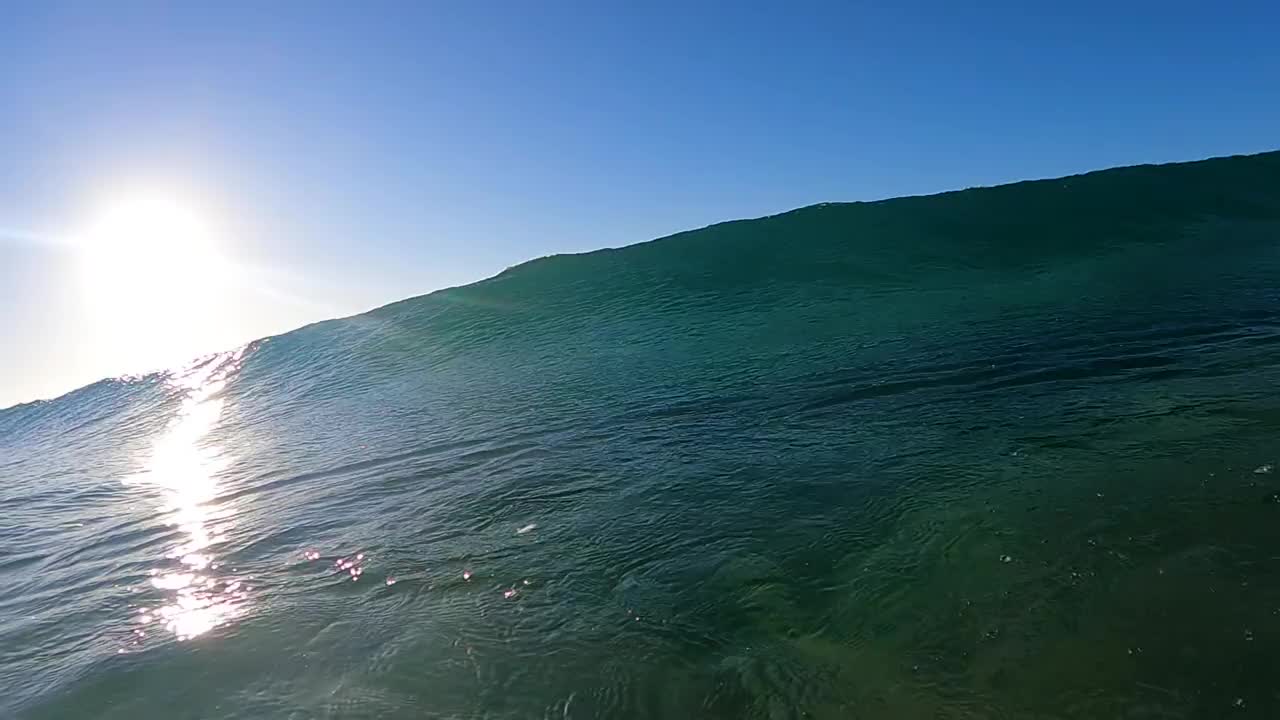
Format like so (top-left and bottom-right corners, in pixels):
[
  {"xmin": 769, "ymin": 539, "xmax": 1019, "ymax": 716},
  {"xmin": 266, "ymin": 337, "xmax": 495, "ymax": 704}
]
[{"xmin": 3, "ymin": 151, "xmax": 1280, "ymax": 718}]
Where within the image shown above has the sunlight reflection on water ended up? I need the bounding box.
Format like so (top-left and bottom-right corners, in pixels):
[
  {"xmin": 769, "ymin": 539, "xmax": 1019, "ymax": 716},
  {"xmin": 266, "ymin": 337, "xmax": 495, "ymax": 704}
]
[{"xmin": 123, "ymin": 348, "xmax": 248, "ymax": 643}]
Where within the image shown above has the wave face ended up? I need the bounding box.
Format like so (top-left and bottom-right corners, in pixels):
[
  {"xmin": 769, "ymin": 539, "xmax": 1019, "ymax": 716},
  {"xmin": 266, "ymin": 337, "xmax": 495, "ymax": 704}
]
[{"xmin": 4, "ymin": 151, "xmax": 1280, "ymax": 718}]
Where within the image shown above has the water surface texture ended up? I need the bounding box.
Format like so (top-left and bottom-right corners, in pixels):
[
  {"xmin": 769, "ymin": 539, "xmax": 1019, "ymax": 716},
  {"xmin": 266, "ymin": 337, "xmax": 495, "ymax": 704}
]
[{"xmin": 4, "ymin": 152, "xmax": 1280, "ymax": 718}]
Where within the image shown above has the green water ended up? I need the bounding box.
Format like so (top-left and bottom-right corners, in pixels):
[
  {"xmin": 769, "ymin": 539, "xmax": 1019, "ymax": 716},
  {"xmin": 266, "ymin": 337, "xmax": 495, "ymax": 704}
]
[{"xmin": 2, "ymin": 151, "xmax": 1280, "ymax": 718}]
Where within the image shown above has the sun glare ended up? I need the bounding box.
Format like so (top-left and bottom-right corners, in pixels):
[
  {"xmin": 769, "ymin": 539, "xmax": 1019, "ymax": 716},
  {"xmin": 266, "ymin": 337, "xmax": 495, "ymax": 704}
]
[
  {"xmin": 74, "ymin": 186, "xmax": 233, "ymax": 371},
  {"xmin": 78, "ymin": 190, "xmax": 221, "ymax": 282}
]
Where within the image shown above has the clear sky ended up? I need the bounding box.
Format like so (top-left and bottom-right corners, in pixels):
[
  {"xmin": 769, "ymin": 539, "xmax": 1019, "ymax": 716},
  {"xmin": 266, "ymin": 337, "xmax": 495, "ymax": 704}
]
[{"xmin": 3, "ymin": 1, "xmax": 1278, "ymax": 408}]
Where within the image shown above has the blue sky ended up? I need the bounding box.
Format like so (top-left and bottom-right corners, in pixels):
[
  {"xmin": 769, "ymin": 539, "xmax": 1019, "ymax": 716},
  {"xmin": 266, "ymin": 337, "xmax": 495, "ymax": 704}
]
[{"xmin": 3, "ymin": 1, "xmax": 1278, "ymax": 407}]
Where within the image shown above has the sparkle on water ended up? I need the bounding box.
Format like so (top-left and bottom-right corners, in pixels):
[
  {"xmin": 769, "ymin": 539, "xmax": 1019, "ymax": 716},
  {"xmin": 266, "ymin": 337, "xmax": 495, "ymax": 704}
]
[{"xmin": 123, "ymin": 349, "xmax": 249, "ymax": 642}]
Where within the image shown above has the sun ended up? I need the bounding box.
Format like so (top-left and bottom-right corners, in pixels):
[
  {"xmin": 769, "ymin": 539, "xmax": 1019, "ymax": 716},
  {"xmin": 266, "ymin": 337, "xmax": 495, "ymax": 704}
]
[{"xmin": 73, "ymin": 186, "xmax": 234, "ymax": 372}]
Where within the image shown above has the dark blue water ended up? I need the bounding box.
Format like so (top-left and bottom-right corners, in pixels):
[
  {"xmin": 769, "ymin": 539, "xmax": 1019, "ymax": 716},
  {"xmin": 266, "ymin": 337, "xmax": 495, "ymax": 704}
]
[{"xmin": 3, "ymin": 151, "xmax": 1280, "ymax": 718}]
